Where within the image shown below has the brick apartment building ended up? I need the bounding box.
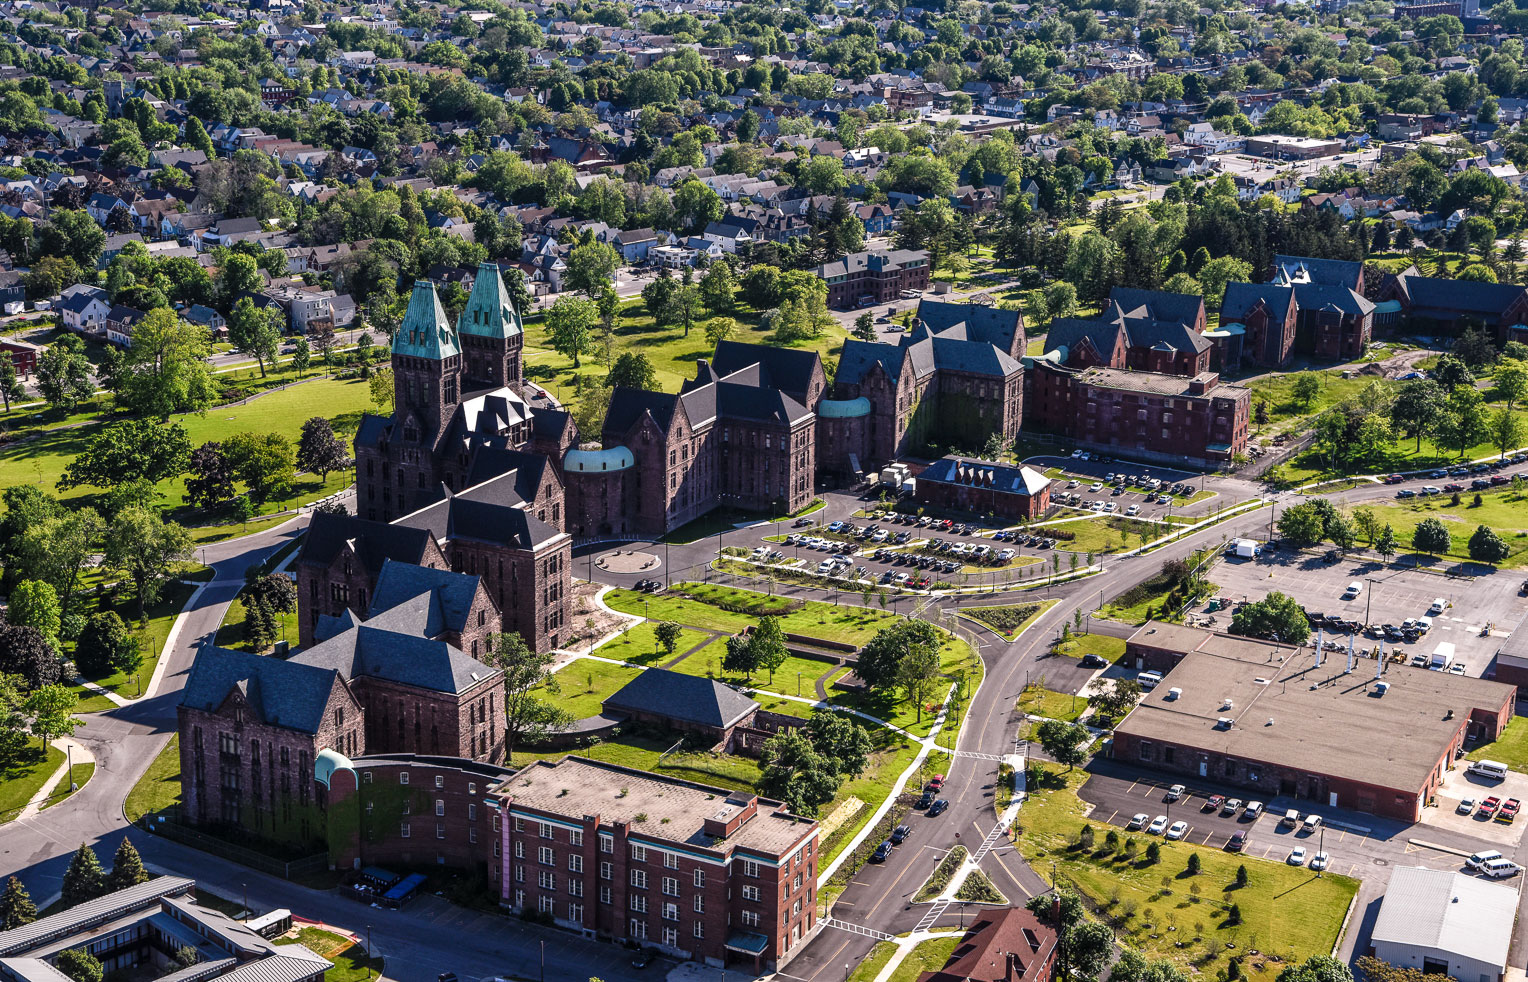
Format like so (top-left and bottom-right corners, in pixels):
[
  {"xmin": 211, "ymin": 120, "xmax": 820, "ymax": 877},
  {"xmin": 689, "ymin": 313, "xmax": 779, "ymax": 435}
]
[
  {"xmin": 1113, "ymin": 623, "xmax": 1516, "ymax": 821},
  {"xmin": 1378, "ymin": 266, "xmax": 1528, "ymax": 341},
  {"xmin": 813, "ymin": 249, "xmax": 930, "ymax": 310},
  {"xmin": 496, "ymin": 757, "xmax": 820, "ymax": 972},
  {"xmin": 1023, "ymin": 364, "xmax": 1250, "ymax": 466}
]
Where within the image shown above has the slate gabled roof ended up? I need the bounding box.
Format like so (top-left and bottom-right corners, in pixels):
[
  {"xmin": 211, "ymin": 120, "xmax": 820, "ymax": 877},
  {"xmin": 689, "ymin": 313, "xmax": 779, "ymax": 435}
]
[
  {"xmin": 1221, "ymin": 281, "xmax": 1295, "ymax": 320},
  {"xmin": 395, "ymin": 471, "xmax": 563, "ymax": 550},
  {"xmin": 1272, "ymin": 253, "xmax": 1362, "ymax": 289},
  {"xmin": 709, "ymin": 339, "xmax": 822, "ymax": 405},
  {"xmin": 298, "ymin": 511, "xmax": 434, "ymax": 573},
  {"xmin": 291, "ymin": 620, "xmax": 496, "ymax": 696},
  {"xmin": 181, "ymin": 647, "xmax": 340, "ymax": 733},
  {"xmin": 366, "ymin": 559, "xmax": 482, "ymax": 639},
  {"xmin": 836, "ymin": 338, "xmax": 909, "ymax": 386},
  {"xmin": 604, "ymin": 387, "xmax": 680, "ymax": 438},
  {"xmin": 1393, "ymin": 269, "xmax": 1525, "ymax": 316},
  {"xmin": 913, "ymin": 299, "xmax": 1026, "ymax": 358},
  {"xmin": 603, "ymin": 668, "xmax": 758, "ymax": 729}
]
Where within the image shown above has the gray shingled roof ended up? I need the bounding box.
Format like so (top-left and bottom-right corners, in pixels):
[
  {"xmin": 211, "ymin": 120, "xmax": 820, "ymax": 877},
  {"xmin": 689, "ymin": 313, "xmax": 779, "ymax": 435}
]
[
  {"xmin": 603, "ymin": 668, "xmax": 758, "ymax": 729},
  {"xmin": 367, "ymin": 560, "xmax": 482, "ymax": 638},
  {"xmin": 180, "ymin": 648, "xmax": 339, "ymax": 733}
]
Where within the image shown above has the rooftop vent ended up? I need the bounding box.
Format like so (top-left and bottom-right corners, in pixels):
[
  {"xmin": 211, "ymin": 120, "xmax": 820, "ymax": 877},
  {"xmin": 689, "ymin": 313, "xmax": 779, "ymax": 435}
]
[
  {"xmin": 1166, "ymin": 687, "xmax": 1182, "ymax": 701},
  {"xmin": 1216, "ymin": 717, "xmax": 1233, "ymax": 729}
]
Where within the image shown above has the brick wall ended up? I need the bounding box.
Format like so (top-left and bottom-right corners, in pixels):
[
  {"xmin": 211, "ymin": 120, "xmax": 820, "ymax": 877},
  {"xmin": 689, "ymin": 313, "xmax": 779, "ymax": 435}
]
[{"xmin": 325, "ymin": 758, "xmax": 507, "ymax": 873}]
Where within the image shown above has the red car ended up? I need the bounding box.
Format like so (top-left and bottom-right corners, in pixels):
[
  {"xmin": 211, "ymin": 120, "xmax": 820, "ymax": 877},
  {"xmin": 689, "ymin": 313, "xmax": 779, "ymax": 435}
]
[
  {"xmin": 1443, "ymin": 482, "xmax": 1465, "ymax": 493},
  {"xmin": 1206, "ymin": 795, "xmax": 1226, "ymax": 811},
  {"xmin": 928, "ymin": 774, "xmax": 945, "ymax": 791},
  {"xmin": 1499, "ymin": 799, "xmax": 1521, "ymax": 823},
  {"xmin": 1481, "ymin": 796, "xmax": 1502, "ymax": 817},
  {"xmin": 1384, "ymin": 474, "xmax": 1405, "ymax": 484}
]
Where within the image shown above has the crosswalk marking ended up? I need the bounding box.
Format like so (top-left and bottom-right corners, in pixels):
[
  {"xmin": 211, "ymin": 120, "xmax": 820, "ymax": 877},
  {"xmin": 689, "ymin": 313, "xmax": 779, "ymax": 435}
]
[{"xmin": 822, "ymin": 918, "xmax": 895, "ymax": 941}]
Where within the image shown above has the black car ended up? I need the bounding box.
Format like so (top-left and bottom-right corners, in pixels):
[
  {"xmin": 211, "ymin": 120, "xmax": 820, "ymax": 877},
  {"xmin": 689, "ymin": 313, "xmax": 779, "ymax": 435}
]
[
  {"xmin": 1080, "ymin": 653, "xmax": 1108, "ymax": 668},
  {"xmin": 891, "ymin": 824, "xmax": 912, "ymax": 844},
  {"xmin": 927, "ymin": 798, "xmax": 950, "ymax": 817},
  {"xmin": 1225, "ymin": 831, "xmax": 1246, "ymax": 852},
  {"xmin": 632, "ymin": 949, "xmax": 658, "ymax": 969},
  {"xmin": 871, "ymin": 840, "xmax": 893, "ymax": 862},
  {"xmin": 917, "ymin": 789, "xmax": 936, "ymax": 809}
]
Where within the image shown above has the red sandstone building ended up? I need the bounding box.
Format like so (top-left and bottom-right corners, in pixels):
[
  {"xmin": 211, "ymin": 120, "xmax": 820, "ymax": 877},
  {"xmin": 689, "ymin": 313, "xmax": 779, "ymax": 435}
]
[
  {"xmin": 914, "ymin": 457, "xmax": 1052, "ymax": 520},
  {"xmin": 1113, "ymin": 623, "xmax": 1516, "ymax": 822}
]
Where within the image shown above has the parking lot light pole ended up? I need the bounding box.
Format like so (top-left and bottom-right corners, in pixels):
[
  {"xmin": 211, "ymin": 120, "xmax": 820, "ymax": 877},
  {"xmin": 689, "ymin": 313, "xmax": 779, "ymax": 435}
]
[{"xmin": 1364, "ymin": 578, "xmax": 1374, "ymax": 628}]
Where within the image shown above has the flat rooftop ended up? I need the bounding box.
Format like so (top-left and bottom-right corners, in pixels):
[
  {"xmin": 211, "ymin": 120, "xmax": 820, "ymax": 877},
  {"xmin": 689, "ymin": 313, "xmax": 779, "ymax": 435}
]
[
  {"xmin": 497, "ymin": 757, "xmax": 815, "ymax": 858},
  {"xmin": 1076, "ymin": 367, "xmax": 1248, "ymax": 399},
  {"xmin": 1116, "ymin": 628, "xmax": 1516, "ymax": 794}
]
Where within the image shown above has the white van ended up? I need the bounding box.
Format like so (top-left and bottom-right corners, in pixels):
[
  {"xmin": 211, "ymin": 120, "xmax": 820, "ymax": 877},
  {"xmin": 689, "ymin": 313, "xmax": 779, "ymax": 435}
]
[
  {"xmin": 1302, "ymin": 814, "xmax": 1322, "ymax": 833},
  {"xmin": 1281, "ymin": 808, "xmax": 1301, "ymax": 829},
  {"xmin": 1469, "ymin": 760, "xmax": 1509, "ymax": 781},
  {"xmin": 1482, "ymin": 858, "xmax": 1522, "ymax": 879},
  {"xmin": 1137, "ymin": 671, "xmax": 1164, "ymax": 691},
  {"xmin": 1467, "ymin": 849, "xmax": 1504, "ymax": 870}
]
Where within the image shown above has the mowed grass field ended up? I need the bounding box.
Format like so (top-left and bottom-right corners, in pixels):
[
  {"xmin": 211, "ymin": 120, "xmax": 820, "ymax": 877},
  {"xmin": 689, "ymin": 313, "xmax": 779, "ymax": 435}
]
[
  {"xmin": 1019, "ymin": 769, "xmax": 1358, "ymax": 975},
  {"xmin": 1354, "ymin": 489, "xmax": 1528, "ymax": 566},
  {"xmin": 521, "ymin": 298, "xmax": 851, "ymax": 395},
  {"xmin": 0, "ymin": 377, "xmax": 371, "ymax": 516}
]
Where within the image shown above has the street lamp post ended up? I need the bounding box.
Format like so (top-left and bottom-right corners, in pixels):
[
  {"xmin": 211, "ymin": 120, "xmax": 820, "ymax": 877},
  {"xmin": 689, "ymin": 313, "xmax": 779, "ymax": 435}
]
[
  {"xmin": 367, "ymin": 925, "xmax": 373, "ymax": 979},
  {"xmin": 241, "ymin": 882, "xmax": 248, "ymax": 921},
  {"xmin": 541, "ymin": 940, "xmax": 546, "ymax": 982}
]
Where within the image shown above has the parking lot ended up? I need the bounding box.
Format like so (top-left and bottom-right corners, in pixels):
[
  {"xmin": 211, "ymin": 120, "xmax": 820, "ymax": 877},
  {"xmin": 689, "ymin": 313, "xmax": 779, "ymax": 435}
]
[
  {"xmin": 1076, "ymin": 762, "xmax": 1506, "ymax": 881},
  {"xmin": 1208, "ymin": 552, "xmax": 1524, "ymax": 675},
  {"xmin": 1026, "ymin": 455, "xmax": 1260, "ymax": 522},
  {"xmin": 1424, "ymin": 766, "xmax": 1528, "ymax": 848}
]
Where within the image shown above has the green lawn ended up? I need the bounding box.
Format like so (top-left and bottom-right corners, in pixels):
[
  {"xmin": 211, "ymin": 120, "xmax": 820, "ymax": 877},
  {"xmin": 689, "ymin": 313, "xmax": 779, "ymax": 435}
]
[
  {"xmin": 69, "ymin": 579, "xmax": 197, "ymax": 711},
  {"xmin": 886, "ymin": 936, "xmax": 963, "ymax": 982},
  {"xmin": 823, "ymin": 732, "xmax": 922, "ymax": 865},
  {"xmin": 523, "ymin": 297, "xmax": 846, "ymax": 396},
  {"xmin": 0, "ymin": 738, "xmax": 63, "ymax": 825},
  {"xmin": 1051, "ymin": 632, "xmax": 1128, "ymax": 663},
  {"xmin": 40, "ymin": 762, "xmax": 94, "ymax": 811},
  {"xmin": 544, "ymin": 659, "xmax": 644, "ymax": 719},
  {"xmin": 509, "ymin": 732, "xmax": 764, "ymax": 791},
  {"xmin": 1018, "ymin": 686, "xmax": 1087, "ymax": 722},
  {"xmin": 1020, "ymin": 768, "xmax": 1358, "ymax": 974},
  {"xmin": 847, "ymin": 941, "xmax": 901, "ymax": 982},
  {"xmin": 670, "ymin": 647, "xmax": 842, "ymax": 699},
  {"xmin": 1468, "ymin": 716, "xmax": 1528, "ymax": 771},
  {"xmin": 124, "ymin": 734, "xmax": 181, "ymax": 824},
  {"xmin": 591, "ymin": 622, "xmax": 712, "ymax": 666},
  {"xmin": 1245, "ymin": 371, "xmax": 1382, "ymax": 435},
  {"xmin": 216, "ymin": 588, "xmax": 302, "ymax": 652},
  {"xmin": 0, "ymin": 377, "xmax": 369, "ymax": 528},
  {"xmin": 276, "ymin": 927, "xmax": 382, "ymax": 982},
  {"xmin": 1351, "ymin": 490, "xmax": 1528, "ymax": 567},
  {"xmin": 1049, "ymin": 515, "xmax": 1174, "ymax": 555},
  {"xmin": 605, "ymin": 584, "xmax": 910, "ymax": 648}
]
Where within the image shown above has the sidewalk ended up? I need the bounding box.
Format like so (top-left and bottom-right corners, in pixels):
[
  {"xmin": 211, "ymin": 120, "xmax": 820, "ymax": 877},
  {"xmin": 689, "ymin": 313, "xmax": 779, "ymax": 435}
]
[{"xmin": 15, "ymin": 737, "xmax": 96, "ymax": 821}]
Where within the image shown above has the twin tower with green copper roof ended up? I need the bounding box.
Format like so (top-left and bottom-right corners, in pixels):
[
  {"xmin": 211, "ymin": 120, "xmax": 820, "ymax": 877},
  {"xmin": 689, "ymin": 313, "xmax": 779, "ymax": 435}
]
[{"xmin": 391, "ymin": 263, "xmax": 525, "ymax": 449}]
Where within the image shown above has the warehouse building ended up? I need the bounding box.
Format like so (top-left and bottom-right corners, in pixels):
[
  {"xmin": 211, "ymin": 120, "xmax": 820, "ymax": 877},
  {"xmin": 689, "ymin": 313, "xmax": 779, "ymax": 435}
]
[
  {"xmin": 1112, "ymin": 624, "xmax": 1516, "ymax": 822},
  {"xmin": 1370, "ymin": 866, "xmax": 1516, "ymax": 982}
]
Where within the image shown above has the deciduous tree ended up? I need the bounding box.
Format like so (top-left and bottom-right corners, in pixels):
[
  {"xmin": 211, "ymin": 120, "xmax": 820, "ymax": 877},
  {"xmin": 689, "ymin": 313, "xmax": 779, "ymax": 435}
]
[
  {"xmin": 35, "ymin": 335, "xmax": 94, "ymax": 414},
  {"xmin": 484, "ymin": 631, "xmax": 573, "ymax": 756},
  {"xmin": 296, "ymin": 417, "xmax": 351, "ymax": 483},
  {"xmin": 113, "ymin": 309, "xmax": 216, "ymax": 419},
  {"xmin": 546, "ymin": 295, "xmax": 597, "ymax": 368},
  {"xmin": 103, "ymin": 507, "xmax": 193, "ymax": 618},
  {"xmin": 1413, "ymin": 516, "xmax": 1453, "ymax": 558},
  {"xmin": 1229, "ymin": 591, "xmax": 1310, "ymax": 643},
  {"xmin": 59, "ymin": 420, "xmax": 191, "ymax": 490}
]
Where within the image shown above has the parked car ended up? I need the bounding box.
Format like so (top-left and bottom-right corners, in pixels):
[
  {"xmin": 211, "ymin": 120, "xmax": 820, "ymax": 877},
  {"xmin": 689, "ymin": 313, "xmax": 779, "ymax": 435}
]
[
  {"xmin": 631, "ymin": 950, "xmax": 658, "ymax": 970},
  {"xmin": 1165, "ymin": 784, "xmax": 1185, "ymax": 801},
  {"xmin": 1128, "ymin": 813, "xmax": 1149, "ymax": 830},
  {"xmin": 1396, "ymin": 488, "xmax": 1417, "ymax": 498},
  {"xmin": 1226, "ymin": 831, "xmax": 1246, "ymax": 852},
  {"xmin": 1458, "ymin": 798, "xmax": 1477, "ymax": 815},
  {"xmin": 1499, "ymin": 798, "xmax": 1521, "ymax": 823},
  {"xmin": 1244, "ymin": 801, "xmax": 1264, "ymax": 820},
  {"xmin": 1480, "ymin": 796, "xmax": 1502, "ymax": 817},
  {"xmin": 1287, "ymin": 847, "xmax": 1307, "ymax": 866},
  {"xmin": 891, "ymin": 825, "xmax": 912, "ymax": 844},
  {"xmin": 1147, "ymin": 815, "xmax": 1168, "ymax": 835},
  {"xmin": 927, "ymin": 798, "xmax": 949, "ymax": 817},
  {"xmin": 1206, "ymin": 795, "xmax": 1225, "ymax": 812},
  {"xmin": 1310, "ymin": 852, "xmax": 1329, "ymax": 871},
  {"xmin": 871, "ymin": 840, "xmax": 893, "ymax": 862},
  {"xmin": 1080, "ymin": 653, "xmax": 1108, "ymax": 668},
  {"xmin": 1166, "ymin": 821, "xmax": 1189, "ymax": 840}
]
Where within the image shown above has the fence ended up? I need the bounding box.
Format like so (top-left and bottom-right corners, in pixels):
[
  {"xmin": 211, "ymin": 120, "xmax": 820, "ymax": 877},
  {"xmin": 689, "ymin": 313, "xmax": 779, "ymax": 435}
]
[{"xmin": 143, "ymin": 817, "xmax": 329, "ymax": 880}]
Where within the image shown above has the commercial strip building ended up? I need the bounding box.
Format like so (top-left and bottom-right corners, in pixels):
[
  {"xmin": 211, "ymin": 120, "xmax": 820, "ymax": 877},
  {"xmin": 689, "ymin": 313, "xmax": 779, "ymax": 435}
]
[
  {"xmin": 1370, "ymin": 866, "xmax": 1517, "ymax": 982},
  {"xmin": 0, "ymin": 877, "xmax": 326, "ymax": 982},
  {"xmin": 1244, "ymin": 134, "xmax": 1344, "ymax": 159},
  {"xmin": 1113, "ymin": 624, "xmax": 1515, "ymax": 821}
]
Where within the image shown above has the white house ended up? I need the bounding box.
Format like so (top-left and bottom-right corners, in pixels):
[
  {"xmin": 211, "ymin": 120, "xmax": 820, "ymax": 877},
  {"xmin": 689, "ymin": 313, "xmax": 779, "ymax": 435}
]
[
  {"xmin": 1370, "ymin": 866, "xmax": 1515, "ymax": 982},
  {"xmin": 58, "ymin": 285, "xmax": 109, "ymax": 335}
]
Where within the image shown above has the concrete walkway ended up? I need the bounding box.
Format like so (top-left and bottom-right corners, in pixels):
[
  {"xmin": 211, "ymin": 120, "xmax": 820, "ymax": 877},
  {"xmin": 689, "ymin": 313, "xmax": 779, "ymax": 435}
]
[{"xmin": 15, "ymin": 737, "xmax": 96, "ymax": 821}]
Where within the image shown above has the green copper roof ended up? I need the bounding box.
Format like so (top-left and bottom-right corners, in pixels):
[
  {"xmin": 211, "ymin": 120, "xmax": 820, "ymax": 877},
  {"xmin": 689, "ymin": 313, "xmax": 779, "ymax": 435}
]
[
  {"xmin": 393, "ymin": 281, "xmax": 459, "ymax": 360},
  {"xmin": 457, "ymin": 262, "xmax": 523, "ymax": 340}
]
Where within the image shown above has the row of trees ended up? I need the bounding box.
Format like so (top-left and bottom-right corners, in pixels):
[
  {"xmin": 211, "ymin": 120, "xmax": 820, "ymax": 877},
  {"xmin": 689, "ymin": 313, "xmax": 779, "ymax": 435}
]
[{"xmin": 1276, "ymin": 497, "xmax": 1513, "ymax": 566}]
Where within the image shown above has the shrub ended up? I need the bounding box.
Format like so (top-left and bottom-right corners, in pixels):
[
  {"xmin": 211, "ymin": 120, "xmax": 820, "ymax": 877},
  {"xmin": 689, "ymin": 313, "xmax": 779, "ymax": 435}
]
[{"xmin": 1145, "ymin": 841, "xmax": 1161, "ymax": 864}]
